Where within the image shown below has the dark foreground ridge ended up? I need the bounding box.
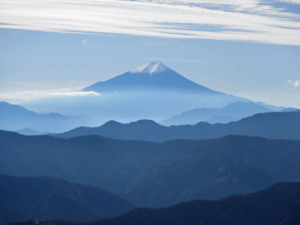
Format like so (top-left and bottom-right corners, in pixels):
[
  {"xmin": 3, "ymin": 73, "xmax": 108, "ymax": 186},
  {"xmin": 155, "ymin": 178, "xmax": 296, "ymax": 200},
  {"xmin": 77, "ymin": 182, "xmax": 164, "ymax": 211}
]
[
  {"xmin": 8, "ymin": 182, "xmax": 300, "ymax": 225},
  {"xmin": 0, "ymin": 174, "xmax": 137, "ymax": 225}
]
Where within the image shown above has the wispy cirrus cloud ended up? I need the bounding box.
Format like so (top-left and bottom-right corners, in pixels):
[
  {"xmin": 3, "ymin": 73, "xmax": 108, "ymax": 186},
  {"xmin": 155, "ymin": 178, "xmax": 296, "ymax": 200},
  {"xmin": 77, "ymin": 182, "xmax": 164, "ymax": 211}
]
[
  {"xmin": 288, "ymin": 80, "xmax": 300, "ymax": 87},
  {"xmin": 276, "ymin": 0, "xmax": 300, "ymax": 4},
  {"xmin": 0, "ymin": 0, "xmax": 299, "ymax": 45}
]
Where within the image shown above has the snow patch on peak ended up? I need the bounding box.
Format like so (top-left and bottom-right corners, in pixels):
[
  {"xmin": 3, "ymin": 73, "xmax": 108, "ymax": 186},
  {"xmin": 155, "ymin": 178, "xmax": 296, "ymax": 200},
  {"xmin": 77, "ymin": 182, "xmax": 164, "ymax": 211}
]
[{"xmin": 130, "ymin": 62, "xmax": 170, "ymax": 74}]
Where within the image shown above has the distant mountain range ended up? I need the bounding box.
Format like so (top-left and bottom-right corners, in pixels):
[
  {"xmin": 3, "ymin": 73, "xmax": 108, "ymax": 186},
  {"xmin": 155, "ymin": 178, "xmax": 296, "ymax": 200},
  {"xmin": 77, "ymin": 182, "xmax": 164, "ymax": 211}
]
[
  {"xmin": 55, "ymin": 111, "xmax": 300, "ymax": 142},
  {"xmin": 1, "ymin": 131, "xmax": 300, "ymax": 207},
  {"xmin": 0, "ymin": 101, "xmax": 92, "ymax": 133},
  {"xmin": 0, "ymin": 174, "xmax": 137, "ymax": 225},
  {"xmin": 9, "ymin": 182, "xmax": 300, "ymax": 225},
  {"xmin": 2, "ymin": 62, "xmax": 289, "ymax": 128},
  {"xmin": 161, "ymin": 101, "xmax": 272, "ymax": 125}
]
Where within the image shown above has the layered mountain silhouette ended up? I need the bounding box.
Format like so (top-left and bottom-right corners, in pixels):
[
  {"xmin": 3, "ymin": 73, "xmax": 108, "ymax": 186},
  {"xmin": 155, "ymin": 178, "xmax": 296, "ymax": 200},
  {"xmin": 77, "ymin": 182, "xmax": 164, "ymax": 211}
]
[
  {"xmin": 0, "ymin": 101, "xmax": 91, "ymax": 133},
  {"xmin": 56, "ymin": 111, "xmax": 300, "ymax": 142},
  {"xmin": 161, "ymin": 101, "xmax": 272, "ymax": 125},
  {"xmin": 0, "ymin": 174, "xmax": 137, "ymax": 225},
  {"xmin": 1, "ymin": 130, "xmax": 300, "ymax": 207},
  {"xmin": 8, "ymin": 182, "xmax": 300, "ymax": 225}
]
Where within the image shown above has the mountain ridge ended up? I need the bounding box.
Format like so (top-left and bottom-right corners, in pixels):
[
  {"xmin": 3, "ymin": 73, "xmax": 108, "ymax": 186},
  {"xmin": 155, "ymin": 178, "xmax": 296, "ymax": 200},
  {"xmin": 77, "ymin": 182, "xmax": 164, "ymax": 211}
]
[
  {"xmin": 54, "ymin": 110, "xmax": 300, "ymax": 142},
  {"xmin": 1, "ymin": 130, "xmax": 300, "ymax": 207}
]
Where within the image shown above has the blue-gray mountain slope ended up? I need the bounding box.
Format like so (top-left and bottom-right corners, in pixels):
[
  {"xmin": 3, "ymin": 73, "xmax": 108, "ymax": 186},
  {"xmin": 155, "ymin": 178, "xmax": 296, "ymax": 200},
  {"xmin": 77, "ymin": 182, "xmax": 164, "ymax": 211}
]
[{"xmin": 1, "ymin": 131, "xmax": 300, "ymax": 207}]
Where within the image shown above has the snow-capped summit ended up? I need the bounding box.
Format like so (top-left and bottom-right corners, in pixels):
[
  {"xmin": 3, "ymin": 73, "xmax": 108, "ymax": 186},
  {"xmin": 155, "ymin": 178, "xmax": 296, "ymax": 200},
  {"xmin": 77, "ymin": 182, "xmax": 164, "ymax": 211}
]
[{"xmin": 130, "ymin": 61, "xmax": 170, "ymax": 74}]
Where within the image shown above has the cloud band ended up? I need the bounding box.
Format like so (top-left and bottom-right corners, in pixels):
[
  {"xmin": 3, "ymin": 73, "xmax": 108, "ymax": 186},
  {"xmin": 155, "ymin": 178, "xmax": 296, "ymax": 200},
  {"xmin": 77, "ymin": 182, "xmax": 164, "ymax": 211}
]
[{"xmin": 0, "ymin": 0, "xmax": 300, "ymax": 45}]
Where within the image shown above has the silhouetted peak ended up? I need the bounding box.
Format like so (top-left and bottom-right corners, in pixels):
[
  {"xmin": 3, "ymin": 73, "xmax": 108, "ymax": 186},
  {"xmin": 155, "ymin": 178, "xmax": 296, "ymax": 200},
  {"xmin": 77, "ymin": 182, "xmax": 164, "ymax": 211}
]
[
  {"xmin": 102, "ymin": 120, "xmax": 163, "ymax": 128},
  {"xmin": 129, "ymin": 119, "xmax": 162, "ymax": 127},
  {"xmin": 130, "ymin": 61, "xmax": 171, "ymax": 74},
  {"xmin": 101, "ymin": 120, "xmax": 123, "ymax": 127}
]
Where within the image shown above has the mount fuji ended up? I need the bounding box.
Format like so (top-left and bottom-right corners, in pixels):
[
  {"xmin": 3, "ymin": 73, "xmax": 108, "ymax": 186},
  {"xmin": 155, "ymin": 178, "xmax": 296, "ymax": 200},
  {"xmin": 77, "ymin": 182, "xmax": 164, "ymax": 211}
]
[
  {"xmin": 85, "ymin": 61, "xmax": 222, "ymax": 94},
  {"xmin": 82, "ymin": 62, "xmax": 246, "ymax": 121}
]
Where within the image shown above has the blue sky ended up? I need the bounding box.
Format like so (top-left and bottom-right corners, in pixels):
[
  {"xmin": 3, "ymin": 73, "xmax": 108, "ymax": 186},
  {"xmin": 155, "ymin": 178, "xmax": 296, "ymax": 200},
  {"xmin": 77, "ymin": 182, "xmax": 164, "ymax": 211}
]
[{"xmin": 0, "ymin": 0, "xmax": 300, "ymax": 108}]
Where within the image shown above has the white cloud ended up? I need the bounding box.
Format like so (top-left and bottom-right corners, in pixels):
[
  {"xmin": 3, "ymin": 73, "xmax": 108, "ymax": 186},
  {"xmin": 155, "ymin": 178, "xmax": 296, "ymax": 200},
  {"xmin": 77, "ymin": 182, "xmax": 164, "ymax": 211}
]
[
  {"xmin": 48, "ymin": 90, "xmax": 99, "ymax": 96},
  {"xmin": 276, "ymin": 0, "xmax": 300, "ymax": 4},
  {"xmin": 287, "ymin": 80, "xmax": 300, "ymax": 87},
  {"xmin": 0, "ymin": 87, "xmax": 100, "ymax": 102},
  {"xmin": 82, "ymin": 39, "xmax": 87, "ymax": 46},
  {"xmin": 0, "ymin": 0, "xmax": 299, "ymax": 45}
]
